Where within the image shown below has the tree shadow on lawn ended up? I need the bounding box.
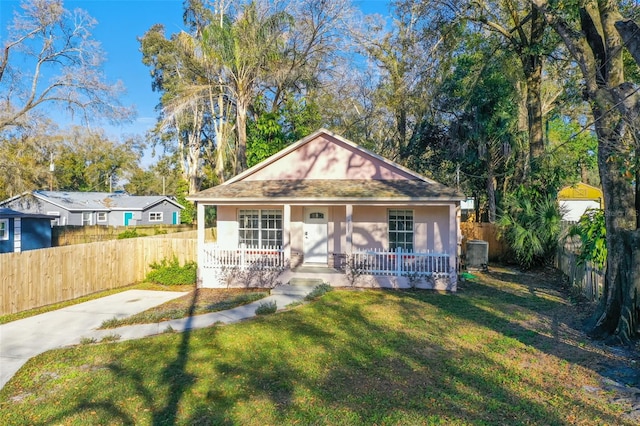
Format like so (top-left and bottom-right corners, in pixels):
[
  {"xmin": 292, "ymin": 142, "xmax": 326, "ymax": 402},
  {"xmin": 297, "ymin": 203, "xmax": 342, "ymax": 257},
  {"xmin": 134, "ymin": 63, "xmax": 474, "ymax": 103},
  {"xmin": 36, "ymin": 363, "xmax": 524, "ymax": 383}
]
[
  {"xmin": 11, "ymin": 289, "xmax": 201, "ymax": 426},
  {"xmin": 181, "ymin": 289, "xmax": 623, "ymax": 425},
  {"xmin": 10, "ymin": 271, "xmax": 632, "ymax": 425},
  {"xmin": 456, "ymin": 267, "xmax": 636, "ymax": 363},
  {"xmin": 106, "ymin": 290, "xmax": 200, "ymax": 426},
  {"xmin": 410, "ymin": 267, "xmax": 640, "ymax": 391}
]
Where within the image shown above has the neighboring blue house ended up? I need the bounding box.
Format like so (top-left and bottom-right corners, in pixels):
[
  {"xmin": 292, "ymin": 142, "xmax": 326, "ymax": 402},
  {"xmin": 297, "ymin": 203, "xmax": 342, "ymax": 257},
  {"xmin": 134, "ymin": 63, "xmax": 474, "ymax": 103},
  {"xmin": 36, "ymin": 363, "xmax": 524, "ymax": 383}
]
[
  {"xmin": 0, "ymin": 208, "xmax": 53, "ymax": 253},
  {"xmin": 0, "ymin": 191, "xmax": 184, "ymax": 227}
]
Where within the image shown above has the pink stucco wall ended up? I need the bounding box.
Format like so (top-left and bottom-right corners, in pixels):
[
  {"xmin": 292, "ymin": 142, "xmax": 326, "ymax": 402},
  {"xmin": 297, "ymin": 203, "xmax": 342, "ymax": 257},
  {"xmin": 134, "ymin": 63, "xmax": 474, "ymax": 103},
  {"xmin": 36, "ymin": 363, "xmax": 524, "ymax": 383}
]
[
  {"xmin": 351, "ymin": 206, "xmax": 388, "ymax": 250},
  {"xmin": 290, "ymin": 206, "xmax": 304, "ymax": 254},
  {"xmin": 416, "ymin": 206, "xmax": 450, "ymax": 252},
  {"xmin": 351, "ymin": 206, "xmax": 450, "ymax": 252},
  {"xmin": 216, "ymin": 205, "xmax": 451, "ymax": 254},
  {"xmin": 216, "ymin": 206, "xmax": 238, "ymax": 249},
  {"xmin": 244, "ymin": 134, "xmax": 416, "ymax": 181}
]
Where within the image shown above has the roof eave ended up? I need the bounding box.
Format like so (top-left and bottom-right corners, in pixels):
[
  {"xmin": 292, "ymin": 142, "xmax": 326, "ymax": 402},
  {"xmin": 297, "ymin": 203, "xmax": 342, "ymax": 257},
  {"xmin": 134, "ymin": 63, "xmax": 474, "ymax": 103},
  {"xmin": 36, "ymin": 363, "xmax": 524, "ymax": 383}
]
[{"xmin": 188, "ymin": 196, "xmax": 465, "ymax": 204}]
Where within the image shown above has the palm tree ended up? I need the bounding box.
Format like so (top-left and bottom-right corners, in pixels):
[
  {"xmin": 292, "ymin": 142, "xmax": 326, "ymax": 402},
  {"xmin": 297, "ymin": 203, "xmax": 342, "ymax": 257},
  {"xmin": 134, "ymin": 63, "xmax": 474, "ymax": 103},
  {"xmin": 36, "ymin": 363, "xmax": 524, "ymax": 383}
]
[
  {"xmin": 164, "ymin": 30, "xmax": 235, "ymax": 187},
  {"xmin": 201, "ymin": 1, "xmax": 292, "ymax": 172},
  {"xmin": 498, "ymin": 187, "xmax": 565, "ymax": 269}
]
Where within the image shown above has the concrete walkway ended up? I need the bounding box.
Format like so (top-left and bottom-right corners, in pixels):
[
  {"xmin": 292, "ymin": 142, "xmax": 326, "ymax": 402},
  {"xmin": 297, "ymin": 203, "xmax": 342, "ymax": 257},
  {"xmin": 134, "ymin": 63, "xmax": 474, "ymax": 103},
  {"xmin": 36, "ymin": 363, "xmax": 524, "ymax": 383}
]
[{"xmin": 0, "ymin": 284, "xmax": 316, "ymax": 391}]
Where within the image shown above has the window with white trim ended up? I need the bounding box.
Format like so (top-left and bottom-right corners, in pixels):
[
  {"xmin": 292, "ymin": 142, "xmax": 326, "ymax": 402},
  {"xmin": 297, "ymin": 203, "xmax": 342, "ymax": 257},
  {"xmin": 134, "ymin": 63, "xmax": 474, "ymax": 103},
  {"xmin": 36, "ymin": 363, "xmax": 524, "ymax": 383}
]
[
  {"xmin": 0, "ymin": 219, "xmax": 8, "ymax": 240},
  {"xmin": 82, "ymin": 212, "xmax": 92, "ymax": 226},
  {"xmin": 47, "ymin": 212, "xmax": 61, "ymax": 226},
  {"xmin": 97, "ymin": 212, "xmax": 107, "ymax": 222},
  {"xmin": 388, "ymin": 209, "xmax": 414, "ymax": 252},
  {"xmin": 238, "ymin": 209, "xmax": 282, "ymax": 248},
  {"xmin": 149, "ymin": 212, "xmax": 163, "ymax": 222}
]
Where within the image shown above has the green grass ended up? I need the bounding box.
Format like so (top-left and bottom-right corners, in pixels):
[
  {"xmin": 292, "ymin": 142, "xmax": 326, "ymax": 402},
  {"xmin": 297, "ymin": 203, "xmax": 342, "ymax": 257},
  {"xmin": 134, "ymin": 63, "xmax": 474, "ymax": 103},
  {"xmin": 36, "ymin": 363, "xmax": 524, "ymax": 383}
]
[
  {"xmin": 304, "ymin": 283, "xmax": 333, "ymax": 300},
  {"xmin": 0, "ymin": 268, "xmax": 632, "ymax": 425},
  {"xmin": 99, "ymin": 291, "xmax": 269, "ymax": 328}
]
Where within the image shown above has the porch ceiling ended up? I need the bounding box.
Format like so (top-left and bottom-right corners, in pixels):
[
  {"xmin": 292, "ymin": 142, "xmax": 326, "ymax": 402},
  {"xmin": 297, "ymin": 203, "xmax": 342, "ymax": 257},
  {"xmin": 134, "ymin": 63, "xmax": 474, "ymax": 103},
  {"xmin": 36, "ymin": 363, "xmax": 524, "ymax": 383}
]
[{"xmin": 188, "ymin": 179, "xmax": 465, "ymax": 204}]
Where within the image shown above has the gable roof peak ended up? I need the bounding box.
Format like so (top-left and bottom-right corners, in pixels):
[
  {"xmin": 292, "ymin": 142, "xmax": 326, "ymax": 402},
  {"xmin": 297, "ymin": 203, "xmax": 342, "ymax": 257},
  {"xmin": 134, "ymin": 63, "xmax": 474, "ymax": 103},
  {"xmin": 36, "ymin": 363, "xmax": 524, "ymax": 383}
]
[{"xmin": 224, "ymin": 128, "xmax": 438, "ymax": 185}]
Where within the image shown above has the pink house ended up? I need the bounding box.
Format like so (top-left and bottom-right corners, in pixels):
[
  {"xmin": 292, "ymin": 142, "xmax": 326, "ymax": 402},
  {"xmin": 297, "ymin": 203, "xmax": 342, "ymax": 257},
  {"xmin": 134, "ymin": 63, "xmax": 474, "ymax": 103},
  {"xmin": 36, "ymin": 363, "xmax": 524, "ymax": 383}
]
[{"xmin": 189, "ymin": 129, "xmax": 464, "ymax": 290}]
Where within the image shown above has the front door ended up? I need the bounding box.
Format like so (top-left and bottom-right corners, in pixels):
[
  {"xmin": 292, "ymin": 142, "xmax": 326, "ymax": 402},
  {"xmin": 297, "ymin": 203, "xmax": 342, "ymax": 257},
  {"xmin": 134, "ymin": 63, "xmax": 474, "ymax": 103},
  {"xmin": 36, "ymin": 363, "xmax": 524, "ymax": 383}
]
[
  {"xmin": 303, "ymin": 207, "xmax": 328, "ymax": 264},
  {"xmin": 124, "ymin": 212, "xmax": 133, "ymax": 226}
]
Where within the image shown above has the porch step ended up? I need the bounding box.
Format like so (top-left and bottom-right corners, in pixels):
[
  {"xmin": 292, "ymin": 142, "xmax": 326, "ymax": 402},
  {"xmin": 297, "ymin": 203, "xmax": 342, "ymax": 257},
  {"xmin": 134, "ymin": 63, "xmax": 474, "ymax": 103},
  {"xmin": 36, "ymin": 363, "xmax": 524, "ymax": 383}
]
[
  {"xmin": 271, "ymin": 278, "xmax": 324, "ymax": 297},
  {"xmin": 288, "ymin": 278, "xmax": 325, "ymax": 287}
]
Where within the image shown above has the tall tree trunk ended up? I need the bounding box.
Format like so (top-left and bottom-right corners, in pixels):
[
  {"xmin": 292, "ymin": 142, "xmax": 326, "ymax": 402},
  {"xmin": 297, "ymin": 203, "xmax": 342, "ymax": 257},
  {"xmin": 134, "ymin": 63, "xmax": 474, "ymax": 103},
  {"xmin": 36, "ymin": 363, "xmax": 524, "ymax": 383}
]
[
  {"xmin": 523, "ymin": 5, "xmax": 546, "ymax": 178},
  {"xmin": 525, "ymin": 65, "xmax": 544, "ymax": 169},
  {"xmin": 589, "ymin": 228, "xmax": 640, "ymax": 345},
  {"xmin": 533, "ymin": 0, "xmax": 640, "ymax": 344},
  {"xmin": 397, "ymin": 108, "xmax": 407, "ymax": 151},
  {"xmin": 211, "ymin": 87, "xmax": 230, "ymax": 184},
  {"xmin": 187, "ymin": 130, "xmax": 201, "ymax": 194},
  {"xmin": 236, "ymin": 98, "xmax": 248, "ymax": 172},
  {"xmin": 215, "ymin": 133, "xmax": 226, "ymax": 184},
  {"xmin": 580, "ymin": 163, "xmax": 589, "ymax": 184},
  {"xmin": 486, "ymin": 165, "xmax": 496, "ymax": 223},
  {"xmin": 586, "ymin": 103, "xmax": 638, "ymax": 344}
]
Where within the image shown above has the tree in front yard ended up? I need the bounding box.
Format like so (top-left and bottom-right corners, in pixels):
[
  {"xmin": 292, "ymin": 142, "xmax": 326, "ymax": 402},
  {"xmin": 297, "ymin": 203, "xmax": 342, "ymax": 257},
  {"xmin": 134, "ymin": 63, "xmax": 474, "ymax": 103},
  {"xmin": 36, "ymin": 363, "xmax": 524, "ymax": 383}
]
[{"xmin": 533, "ymin": 0, "xmax": 640, "ymax": 344}]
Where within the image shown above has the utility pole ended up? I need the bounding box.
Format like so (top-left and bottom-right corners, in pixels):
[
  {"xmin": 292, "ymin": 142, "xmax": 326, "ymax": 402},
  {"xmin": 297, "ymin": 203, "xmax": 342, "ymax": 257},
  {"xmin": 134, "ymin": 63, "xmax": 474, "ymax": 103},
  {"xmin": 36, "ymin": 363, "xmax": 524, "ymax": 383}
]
[{"xmin": 49, "ymin": 153, "xmax": 55, "ymax": 191}]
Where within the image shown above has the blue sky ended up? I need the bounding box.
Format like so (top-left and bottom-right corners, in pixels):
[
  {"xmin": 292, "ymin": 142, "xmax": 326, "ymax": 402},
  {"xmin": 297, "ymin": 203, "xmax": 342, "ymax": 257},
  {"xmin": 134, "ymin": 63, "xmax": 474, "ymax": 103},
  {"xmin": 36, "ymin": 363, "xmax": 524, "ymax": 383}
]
[{"xmin": 1, "ymin": 0, "xmax": 390, "ymax": 161}]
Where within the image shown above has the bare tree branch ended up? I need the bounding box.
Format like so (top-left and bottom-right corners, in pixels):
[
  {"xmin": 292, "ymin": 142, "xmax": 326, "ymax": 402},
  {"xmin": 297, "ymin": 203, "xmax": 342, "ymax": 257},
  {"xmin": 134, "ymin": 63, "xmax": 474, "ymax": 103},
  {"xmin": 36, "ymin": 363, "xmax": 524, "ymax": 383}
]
[{"xmin": 0, "ymin": 0, "xmax": 134, "ymax": 132}]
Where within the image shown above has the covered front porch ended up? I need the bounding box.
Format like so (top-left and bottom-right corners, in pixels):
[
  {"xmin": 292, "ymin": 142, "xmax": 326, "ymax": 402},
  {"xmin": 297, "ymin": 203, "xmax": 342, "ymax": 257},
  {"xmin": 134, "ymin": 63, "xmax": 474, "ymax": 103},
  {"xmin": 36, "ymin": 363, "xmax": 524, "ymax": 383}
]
[
  {"xmin": 188, "ymin": 129, "xmax": 464, "ymax": 291},
  {"xmin": 195, "ymin": 202, "xmax": 459, "ymax": 291}
]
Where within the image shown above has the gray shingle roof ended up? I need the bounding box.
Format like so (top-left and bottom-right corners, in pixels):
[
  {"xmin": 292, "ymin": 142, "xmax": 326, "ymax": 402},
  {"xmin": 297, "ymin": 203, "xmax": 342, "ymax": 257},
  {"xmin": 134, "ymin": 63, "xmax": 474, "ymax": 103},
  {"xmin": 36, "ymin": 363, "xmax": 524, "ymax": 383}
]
[{"xmin": 189, "ymin": 179, "xmax": 465, "ymax": 204}]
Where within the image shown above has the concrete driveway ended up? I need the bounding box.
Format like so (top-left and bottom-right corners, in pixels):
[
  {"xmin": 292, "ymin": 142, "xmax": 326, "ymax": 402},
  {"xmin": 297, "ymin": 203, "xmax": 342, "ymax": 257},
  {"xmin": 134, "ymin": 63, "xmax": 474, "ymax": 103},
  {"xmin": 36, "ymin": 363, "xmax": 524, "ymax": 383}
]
[
  {"xmin": 0, "ymin": 284, "xmax": 315, "ymax": 391},
  {"xmin": 0, "ymin": 290, "xmax": 187, "ymax": 390}
]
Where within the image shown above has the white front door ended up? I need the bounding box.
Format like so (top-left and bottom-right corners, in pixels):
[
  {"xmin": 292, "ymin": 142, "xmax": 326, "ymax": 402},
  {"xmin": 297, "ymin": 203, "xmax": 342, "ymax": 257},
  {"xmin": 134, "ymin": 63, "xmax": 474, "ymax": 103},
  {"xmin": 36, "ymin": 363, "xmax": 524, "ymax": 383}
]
[{"xmin": 303, "ymin": 207, "xmax": 328, "ymax": 264}]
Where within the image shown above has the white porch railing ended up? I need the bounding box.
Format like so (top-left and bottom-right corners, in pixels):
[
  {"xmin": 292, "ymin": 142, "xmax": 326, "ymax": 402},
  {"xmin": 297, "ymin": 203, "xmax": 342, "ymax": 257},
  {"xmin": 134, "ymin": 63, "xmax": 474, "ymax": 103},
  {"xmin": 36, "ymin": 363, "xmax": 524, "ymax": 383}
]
[
  {"xmin": 350, "ymin": 247, "xmax": 452, "ymax": 277},
  {"xmin": 202, "ymin": 243, "xmax": 285, "ymax": 269},
  {"xmin": 201, "ymin": 244, "xmax": 452, "ymax": 278}
]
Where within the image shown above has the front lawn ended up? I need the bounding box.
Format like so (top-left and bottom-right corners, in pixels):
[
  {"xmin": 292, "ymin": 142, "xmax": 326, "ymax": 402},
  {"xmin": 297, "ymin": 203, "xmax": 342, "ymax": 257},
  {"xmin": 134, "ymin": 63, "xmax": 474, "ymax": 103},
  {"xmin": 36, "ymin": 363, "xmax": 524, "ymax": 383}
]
[
  {"xmin": 99, "ymin": 288, "xmax": 269, "ymax": 328},
  {"xmin": 0, "ymin": 267, "xmax": 636, "ymax": 425}
]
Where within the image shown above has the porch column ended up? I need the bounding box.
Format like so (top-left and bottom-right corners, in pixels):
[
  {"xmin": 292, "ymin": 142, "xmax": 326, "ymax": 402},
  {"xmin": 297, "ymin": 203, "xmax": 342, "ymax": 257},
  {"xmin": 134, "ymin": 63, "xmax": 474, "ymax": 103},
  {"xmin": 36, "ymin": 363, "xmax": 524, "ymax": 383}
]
[
  {"xmin": 197, "ymin": 202, "xmax": 205, "ymax": 286},
  {"xmin": 346, "ymin": 204, "xmax": 353, "ymax": 254},
  {"xmin": 283, "ymin": 204, "xmax": 291, "ymax": 264},
  {"xmin": 449, "ymin": 203, "xmax": 460, "ymax": 287}
]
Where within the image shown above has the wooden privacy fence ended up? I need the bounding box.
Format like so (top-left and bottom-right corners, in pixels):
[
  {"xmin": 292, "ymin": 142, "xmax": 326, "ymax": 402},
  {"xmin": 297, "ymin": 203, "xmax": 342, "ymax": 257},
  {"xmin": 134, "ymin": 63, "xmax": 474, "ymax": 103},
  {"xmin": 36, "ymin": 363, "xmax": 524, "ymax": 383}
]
[
  {"xmin": 150, "ymin": 228, "xmax": 217, "ymax": 241},
  {"xmin": 555, "ymin": 240, "xmax": 604, "ymax": 301},
  {"xmin": 460, "ymin": 222, "xmax": 510, "ymax": 261},
  {"xmin": 0, "ymin": 237, "xmax": 196, "ymax": 315},
  {"xmin": 52, "ymin": 224, "xmax": 196, "ymax": 246}
]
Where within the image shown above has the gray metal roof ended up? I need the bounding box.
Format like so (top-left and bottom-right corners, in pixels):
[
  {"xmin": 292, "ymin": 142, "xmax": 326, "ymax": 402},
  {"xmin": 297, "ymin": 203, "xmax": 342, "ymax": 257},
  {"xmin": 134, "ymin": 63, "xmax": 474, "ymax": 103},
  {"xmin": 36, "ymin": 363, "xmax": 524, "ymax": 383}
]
[{"xmin": 29, "ymin": 191, "xmax": 184, "ymax": 211}]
